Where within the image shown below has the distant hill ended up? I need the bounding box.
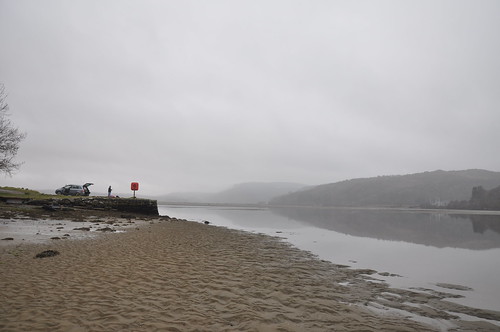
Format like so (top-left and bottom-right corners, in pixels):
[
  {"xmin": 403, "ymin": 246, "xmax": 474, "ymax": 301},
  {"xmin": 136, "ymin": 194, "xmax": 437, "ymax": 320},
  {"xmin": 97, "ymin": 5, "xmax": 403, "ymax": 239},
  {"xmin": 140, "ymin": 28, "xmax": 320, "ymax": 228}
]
[
  {"xmin": 269, "ymin": 169, "xmax": 500, "ymax": 208},
  {"xmin": 158, "ymin": 182, "xmax": 306, "ymax": 204}
]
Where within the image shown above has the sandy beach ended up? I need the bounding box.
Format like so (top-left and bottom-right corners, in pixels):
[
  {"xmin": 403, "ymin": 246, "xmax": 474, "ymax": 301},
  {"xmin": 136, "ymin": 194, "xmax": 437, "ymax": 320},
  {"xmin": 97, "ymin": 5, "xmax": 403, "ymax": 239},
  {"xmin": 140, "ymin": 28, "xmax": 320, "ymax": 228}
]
[{"xmin": 1, "ymin": 215, "xmax": 500, "ymax": 331}]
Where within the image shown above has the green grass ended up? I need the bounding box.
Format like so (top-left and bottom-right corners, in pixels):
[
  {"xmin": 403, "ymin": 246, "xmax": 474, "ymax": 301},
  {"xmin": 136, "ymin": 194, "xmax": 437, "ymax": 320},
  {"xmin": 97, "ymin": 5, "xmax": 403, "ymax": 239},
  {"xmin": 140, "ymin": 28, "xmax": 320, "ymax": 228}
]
[{"xmin": 0, "ymin": 186, "xmax": 56, "ymax": 199}]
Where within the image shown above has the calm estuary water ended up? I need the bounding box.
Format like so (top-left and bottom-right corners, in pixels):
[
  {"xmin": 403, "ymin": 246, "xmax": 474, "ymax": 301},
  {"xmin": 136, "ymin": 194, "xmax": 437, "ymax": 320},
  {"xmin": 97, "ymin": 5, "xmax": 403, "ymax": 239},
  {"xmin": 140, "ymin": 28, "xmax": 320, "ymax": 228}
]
[{"xmin": 158, "ymin": 205, "xmax": 500, "ymax": 313}]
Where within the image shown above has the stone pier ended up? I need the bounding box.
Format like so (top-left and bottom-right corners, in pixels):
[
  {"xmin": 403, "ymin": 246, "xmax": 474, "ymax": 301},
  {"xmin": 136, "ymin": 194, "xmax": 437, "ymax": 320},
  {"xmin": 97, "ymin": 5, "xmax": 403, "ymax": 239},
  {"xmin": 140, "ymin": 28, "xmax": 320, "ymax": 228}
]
[{"xmin": 26, "ymin": 197, "xmax": 159, "ymax": 216}]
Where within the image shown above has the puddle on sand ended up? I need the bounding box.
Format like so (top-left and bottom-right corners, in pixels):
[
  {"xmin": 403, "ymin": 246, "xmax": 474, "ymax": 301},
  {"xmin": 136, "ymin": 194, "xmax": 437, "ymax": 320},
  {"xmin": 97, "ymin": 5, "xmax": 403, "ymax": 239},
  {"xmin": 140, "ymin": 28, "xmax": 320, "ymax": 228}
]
[{"xmin": 0, "ymin": 217, "xmax": 142, "ymax": 246}]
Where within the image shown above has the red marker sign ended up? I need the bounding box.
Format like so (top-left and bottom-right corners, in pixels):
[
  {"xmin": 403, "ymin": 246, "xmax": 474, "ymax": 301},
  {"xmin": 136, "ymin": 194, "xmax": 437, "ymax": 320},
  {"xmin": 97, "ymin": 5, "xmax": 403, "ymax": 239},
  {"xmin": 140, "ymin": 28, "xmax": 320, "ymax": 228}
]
[{"xmin": 131, "ymin": 182, "xmax": 139, "ymax": 198}]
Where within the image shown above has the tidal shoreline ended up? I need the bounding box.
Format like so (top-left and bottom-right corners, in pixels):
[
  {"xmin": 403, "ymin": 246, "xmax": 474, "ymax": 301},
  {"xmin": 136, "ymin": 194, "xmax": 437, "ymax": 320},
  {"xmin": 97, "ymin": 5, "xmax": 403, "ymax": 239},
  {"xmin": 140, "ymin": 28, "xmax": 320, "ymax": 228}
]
[{"xmin": 1, "ymin": 206, "xmax": 500, "ymax": 331}]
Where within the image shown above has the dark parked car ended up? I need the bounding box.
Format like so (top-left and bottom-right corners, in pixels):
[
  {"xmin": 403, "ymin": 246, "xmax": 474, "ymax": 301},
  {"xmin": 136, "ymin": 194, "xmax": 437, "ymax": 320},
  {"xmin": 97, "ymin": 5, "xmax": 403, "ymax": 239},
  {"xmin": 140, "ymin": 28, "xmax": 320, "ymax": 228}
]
[{"xmin": 55, "ymin": 183, "xmax": 93, "ymax": 196}]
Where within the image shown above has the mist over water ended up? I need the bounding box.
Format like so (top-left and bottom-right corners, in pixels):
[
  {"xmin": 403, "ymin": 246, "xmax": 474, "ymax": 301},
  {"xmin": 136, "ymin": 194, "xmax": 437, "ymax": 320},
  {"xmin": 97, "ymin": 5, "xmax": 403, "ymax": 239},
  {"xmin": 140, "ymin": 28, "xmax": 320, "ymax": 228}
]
[{"xmin": 159, "ymin": 205, "xmax": 500, "ymax": 313}]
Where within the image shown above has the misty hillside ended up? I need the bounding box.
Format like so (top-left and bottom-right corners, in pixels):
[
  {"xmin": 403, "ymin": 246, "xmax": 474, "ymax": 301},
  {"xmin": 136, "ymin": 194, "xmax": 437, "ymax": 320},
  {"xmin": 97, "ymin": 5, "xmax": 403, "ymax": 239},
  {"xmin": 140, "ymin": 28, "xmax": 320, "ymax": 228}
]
[
  {"xmin": 159, "ymin": 182, "xmax": 306, "ymax": 204},
  {"xmin": 270, "ymin": 169, "xmax": 500, "ymax": 208}
]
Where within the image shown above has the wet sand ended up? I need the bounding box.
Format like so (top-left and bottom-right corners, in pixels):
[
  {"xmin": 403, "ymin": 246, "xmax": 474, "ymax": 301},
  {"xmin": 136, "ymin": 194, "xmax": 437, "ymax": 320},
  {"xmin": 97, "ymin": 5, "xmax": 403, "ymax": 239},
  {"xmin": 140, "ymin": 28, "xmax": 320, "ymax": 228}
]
[{"xmin": 1, "ymin": 217, "xmax": 500, "ymax": 331}]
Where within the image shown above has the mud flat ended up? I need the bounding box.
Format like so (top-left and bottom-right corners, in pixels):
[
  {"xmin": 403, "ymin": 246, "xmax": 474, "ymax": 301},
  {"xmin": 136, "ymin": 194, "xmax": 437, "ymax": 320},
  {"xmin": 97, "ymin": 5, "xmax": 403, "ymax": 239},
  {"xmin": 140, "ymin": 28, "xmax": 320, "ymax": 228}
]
[{"xmin": 1, "ymin": 215, "xmax": 500, "ymax": 331}]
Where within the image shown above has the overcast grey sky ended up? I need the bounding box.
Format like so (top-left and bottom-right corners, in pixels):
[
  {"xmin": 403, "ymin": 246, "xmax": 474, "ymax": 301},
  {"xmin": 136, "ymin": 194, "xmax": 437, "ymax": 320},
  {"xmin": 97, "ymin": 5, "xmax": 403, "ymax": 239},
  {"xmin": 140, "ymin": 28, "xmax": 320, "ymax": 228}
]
[{"xmin": 1, "ymin": 0, "xmax": 499, "ymax": 196}]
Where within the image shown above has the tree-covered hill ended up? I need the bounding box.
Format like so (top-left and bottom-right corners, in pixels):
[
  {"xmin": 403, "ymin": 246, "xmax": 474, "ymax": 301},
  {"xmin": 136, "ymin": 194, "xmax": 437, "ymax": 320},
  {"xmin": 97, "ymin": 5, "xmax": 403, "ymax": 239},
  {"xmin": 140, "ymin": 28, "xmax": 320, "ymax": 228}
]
[{"xmin": 270, "ymin": 169, "xmax": 500, "ymax": 208}]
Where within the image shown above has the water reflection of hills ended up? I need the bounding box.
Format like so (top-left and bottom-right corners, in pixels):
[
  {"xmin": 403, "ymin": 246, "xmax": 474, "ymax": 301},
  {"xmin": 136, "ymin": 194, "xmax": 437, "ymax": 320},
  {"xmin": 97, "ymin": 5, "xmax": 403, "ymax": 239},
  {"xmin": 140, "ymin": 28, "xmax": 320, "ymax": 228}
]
[{"xmin": 270, "ymin": 207, "xmax": 500, "ymax": 250}]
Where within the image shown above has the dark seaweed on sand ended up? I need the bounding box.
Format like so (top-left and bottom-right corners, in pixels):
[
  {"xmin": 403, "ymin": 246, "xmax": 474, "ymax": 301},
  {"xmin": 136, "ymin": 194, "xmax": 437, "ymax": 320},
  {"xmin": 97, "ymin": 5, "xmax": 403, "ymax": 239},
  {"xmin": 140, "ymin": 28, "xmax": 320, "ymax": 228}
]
[{"xmin": 34, "ymin": 250, "xmax": 60, "ymax": 258}]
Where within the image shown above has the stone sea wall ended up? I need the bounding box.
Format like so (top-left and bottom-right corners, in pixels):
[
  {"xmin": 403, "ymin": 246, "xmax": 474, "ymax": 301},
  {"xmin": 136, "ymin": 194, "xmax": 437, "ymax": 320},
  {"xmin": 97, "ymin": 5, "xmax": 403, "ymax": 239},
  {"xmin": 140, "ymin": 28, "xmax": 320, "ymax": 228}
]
[{"xmin": 27, "ymin": 197, "xmax": 159, "ymax": 215}]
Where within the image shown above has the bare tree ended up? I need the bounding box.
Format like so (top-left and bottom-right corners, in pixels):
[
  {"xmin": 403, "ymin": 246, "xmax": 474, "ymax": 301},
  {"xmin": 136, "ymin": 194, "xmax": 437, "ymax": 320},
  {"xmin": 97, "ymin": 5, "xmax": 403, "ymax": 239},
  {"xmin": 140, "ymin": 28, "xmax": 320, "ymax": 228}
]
[{"xmin": 0, "ymin": 84, "xmax": 26, "ymax": 175}]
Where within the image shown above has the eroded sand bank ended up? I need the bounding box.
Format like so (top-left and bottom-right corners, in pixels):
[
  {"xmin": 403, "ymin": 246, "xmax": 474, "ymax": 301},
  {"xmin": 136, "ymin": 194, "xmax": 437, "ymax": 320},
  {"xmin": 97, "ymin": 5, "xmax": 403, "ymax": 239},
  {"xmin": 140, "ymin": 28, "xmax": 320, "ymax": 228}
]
[{"xmin": 1, "ymin": 218, "xmax": 499, "ymax": 331}]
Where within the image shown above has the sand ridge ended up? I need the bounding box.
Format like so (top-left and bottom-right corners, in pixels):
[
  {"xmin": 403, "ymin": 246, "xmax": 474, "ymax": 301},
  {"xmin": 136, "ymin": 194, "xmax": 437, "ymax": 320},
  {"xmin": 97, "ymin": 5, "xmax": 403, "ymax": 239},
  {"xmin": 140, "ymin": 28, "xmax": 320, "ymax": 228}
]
[{"xmin": 0, "ymin": 218, "xmax": 498, "ymax": 331}]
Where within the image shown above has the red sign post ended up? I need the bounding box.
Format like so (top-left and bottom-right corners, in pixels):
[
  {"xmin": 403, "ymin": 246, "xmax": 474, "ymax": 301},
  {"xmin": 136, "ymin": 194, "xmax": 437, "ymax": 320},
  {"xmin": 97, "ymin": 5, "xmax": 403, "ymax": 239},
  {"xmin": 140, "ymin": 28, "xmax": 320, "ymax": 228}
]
[{"xmin": 131, "ymin": 182, "xmax": 139, "ymax": 198}]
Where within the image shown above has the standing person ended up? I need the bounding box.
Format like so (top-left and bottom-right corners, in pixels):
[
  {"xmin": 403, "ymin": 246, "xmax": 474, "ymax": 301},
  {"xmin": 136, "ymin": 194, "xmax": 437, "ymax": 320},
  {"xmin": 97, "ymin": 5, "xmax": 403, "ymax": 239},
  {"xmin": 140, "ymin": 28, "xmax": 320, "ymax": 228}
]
[{"xmin": 108, "ymin": 186, "xmax": 112, "ymax": 197}]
